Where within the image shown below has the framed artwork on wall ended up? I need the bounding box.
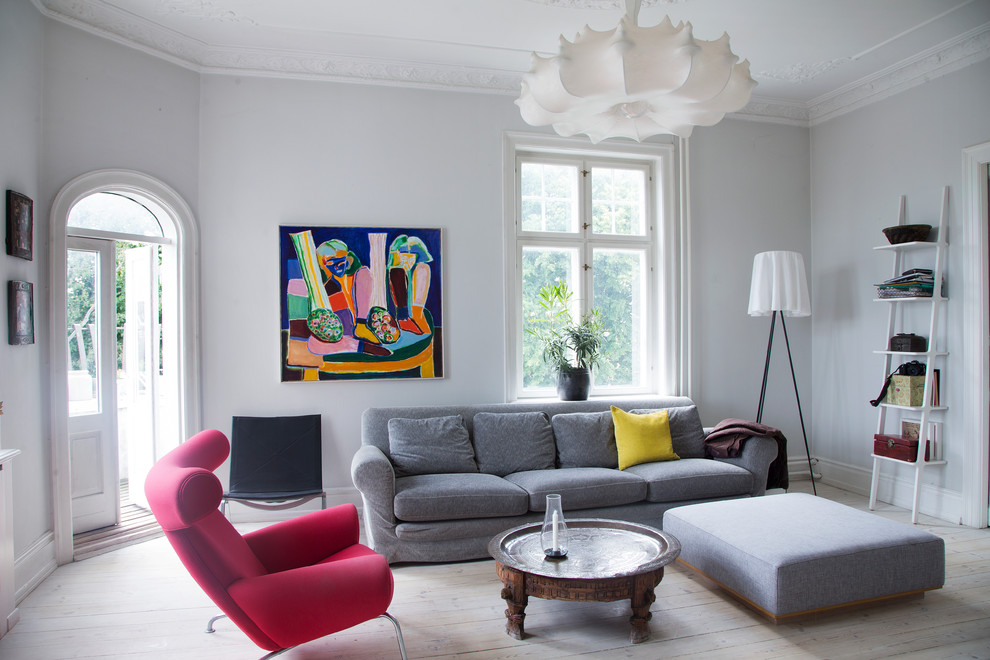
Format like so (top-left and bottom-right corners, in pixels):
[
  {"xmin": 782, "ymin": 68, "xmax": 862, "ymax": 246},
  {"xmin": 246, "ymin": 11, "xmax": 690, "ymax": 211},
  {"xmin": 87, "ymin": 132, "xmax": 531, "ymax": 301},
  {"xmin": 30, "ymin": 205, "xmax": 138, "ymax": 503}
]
[
  {"xmin": 8, "ymin": 280, "xmax": 34, "ymax": 345},
  {"xmin": 279, "ymin": 225, "xmax": 444, "ymax": 381},
  {"xmin": 6, "ymin": 190, "xmax": 33, "ymax": 260}
]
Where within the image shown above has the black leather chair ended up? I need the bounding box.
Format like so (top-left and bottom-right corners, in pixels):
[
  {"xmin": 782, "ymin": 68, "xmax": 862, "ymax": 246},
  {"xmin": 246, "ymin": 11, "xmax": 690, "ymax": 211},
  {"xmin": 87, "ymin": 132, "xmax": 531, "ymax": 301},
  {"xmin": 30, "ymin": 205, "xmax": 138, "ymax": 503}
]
[{"xmin": 221, "ymin": 414, "xmax": 327, "ymax": 517}]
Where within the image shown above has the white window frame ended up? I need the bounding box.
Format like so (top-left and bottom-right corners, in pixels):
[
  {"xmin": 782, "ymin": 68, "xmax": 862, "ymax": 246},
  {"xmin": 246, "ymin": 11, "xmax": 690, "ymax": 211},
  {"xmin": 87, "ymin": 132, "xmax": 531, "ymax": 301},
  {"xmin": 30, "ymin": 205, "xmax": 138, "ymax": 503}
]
[{"xmin": 503, "ymin": 132, "xmax": 684, "ymax": 401}]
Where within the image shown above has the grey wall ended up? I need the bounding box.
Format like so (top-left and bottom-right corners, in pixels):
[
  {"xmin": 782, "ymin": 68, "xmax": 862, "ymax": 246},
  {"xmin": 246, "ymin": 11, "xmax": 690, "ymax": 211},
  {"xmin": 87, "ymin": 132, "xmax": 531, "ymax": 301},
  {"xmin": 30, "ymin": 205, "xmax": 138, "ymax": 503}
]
[
  {"xmin": 42, "ymin": 20, "xmax": 201, "ymax": 215},
  {"xmin": 690, "ymin": 120, "xmax": 812, "ymax": 455},
  {"xmin": 809, "ymin": 59, "xmax": 990, "ymax": 515},
  {"xmin": 0, "ymin": 0, "xmax": 47, "ymax": 559}
]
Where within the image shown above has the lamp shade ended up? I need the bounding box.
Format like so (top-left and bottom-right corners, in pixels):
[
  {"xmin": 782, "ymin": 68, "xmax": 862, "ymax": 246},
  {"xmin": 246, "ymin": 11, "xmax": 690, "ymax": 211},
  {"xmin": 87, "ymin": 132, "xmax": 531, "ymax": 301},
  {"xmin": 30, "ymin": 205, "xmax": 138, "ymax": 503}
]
[
  {"xmin": 516, "ymin": 4, "xmax": 756, "ymax": 143},
  {"xmin": 748, "ymin": 251, "xmax": 810, "ymax": 317}
]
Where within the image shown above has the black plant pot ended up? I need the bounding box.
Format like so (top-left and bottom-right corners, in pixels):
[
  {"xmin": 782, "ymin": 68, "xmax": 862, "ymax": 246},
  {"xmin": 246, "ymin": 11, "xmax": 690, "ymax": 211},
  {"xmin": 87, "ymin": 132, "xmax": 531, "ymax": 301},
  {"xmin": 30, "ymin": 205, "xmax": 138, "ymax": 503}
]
[{"xmin": 557, "ymin": 368, "xmax": 591, "ymax": 401}]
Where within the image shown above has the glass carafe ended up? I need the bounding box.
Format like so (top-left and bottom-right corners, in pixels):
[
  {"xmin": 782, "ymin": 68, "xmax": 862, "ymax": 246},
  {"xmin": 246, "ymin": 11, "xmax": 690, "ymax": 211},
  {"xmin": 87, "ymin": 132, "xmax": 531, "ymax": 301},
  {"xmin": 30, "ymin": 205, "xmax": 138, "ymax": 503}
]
[{"xmin": 541, "ymin": 494, "xmax": 568, "ymax": 558}]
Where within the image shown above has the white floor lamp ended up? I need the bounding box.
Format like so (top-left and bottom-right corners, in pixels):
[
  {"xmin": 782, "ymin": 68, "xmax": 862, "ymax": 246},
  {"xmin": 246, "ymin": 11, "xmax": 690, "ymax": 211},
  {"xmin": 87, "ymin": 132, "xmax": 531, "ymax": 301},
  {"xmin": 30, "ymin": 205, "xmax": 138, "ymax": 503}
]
[{"xmin": 748, "ymin": 251, "xmax": 816, "ymax": 495}]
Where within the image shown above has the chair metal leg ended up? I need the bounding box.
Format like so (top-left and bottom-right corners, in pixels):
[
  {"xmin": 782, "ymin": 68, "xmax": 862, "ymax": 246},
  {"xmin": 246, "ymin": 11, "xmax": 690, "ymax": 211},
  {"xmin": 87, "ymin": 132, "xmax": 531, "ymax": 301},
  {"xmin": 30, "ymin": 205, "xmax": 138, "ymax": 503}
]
[
  {"xmin": 378, "ymin": 612, "xmax": 408, "ymax": 660},
  {"xmin": 208, "ymin": 610, "xmax": 405, "ymax": 659},
  {"xmin": 205, "ymin": 613, "xmax": 228, "ymax": 633}
]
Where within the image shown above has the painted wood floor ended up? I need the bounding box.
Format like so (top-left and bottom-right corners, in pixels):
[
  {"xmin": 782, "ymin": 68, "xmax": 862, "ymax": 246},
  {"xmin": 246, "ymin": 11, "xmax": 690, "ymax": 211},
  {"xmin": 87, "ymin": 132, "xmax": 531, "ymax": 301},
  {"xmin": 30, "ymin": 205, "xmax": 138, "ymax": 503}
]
[{"xmin": 2, "ymin": 482, "xmax": 988, "ymax": 659}]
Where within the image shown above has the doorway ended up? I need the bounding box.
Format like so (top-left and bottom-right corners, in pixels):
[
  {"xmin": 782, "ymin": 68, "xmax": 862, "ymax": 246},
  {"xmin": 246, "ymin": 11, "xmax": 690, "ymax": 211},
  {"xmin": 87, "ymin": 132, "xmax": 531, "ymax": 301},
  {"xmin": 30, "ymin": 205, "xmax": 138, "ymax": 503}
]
[{"xmin": 50, "ymin": 171, "xmax": 201, "ymax": 564}]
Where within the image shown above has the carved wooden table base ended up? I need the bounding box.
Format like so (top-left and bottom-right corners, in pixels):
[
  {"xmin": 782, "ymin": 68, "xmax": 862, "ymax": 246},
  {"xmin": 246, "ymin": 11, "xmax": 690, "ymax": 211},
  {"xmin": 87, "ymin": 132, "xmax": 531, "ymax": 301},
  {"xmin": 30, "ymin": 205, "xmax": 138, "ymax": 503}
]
[
  {"xmin": 488, "ymin": 519, "xmax": 680, "ymax": 644},
  {"xmin": 495, "ymin": 562, "xmax": 664, "ymax": 643}
]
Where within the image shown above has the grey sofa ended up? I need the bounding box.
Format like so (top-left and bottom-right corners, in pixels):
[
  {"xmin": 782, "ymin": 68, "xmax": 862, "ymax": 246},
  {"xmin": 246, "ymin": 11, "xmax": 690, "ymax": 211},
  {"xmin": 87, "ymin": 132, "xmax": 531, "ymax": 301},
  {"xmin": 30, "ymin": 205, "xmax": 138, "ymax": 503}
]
[{"xmin": 352, "ymin": 396, "xmax": 778, "ymax": 564}]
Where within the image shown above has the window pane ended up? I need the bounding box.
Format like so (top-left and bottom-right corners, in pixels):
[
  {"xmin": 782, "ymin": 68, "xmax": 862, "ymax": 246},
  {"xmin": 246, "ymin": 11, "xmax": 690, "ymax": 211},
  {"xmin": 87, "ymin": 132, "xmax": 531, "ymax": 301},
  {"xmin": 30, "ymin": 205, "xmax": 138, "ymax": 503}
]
[
  {"xmin": 521, "ymin": 246, "xmax": 579, "ymax": 389},
  {"xmin": 593, "ymin": 249, "xmax": 647, "ymax": 387},
  {"xmin": 591, "ymin": 168, "xmax": 645, "ymax": 236},
  {"xmin": 519, "ymin": 163, "xmax": 579, "ymax": 233},
  {"xmin": 68, "ymin": 192, "xmax": 164, "ymax": 237},
  {"xmin": 67, "ymin": 249, "xmax": 101, "ymax": 415}
]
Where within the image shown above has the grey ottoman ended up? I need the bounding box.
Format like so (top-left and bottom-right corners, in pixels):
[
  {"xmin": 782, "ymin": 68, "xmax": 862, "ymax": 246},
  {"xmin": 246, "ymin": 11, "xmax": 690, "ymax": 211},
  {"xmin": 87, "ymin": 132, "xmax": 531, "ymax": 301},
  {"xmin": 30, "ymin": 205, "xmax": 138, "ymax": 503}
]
[{"xmin": 663, "ymin": 493, "xmax": 944, "ymax": 622}]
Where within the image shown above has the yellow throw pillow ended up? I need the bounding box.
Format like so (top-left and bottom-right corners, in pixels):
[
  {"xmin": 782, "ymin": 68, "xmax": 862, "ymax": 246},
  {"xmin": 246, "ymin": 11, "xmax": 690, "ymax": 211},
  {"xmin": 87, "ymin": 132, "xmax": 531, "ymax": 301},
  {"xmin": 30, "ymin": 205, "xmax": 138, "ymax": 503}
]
[{"xmin": 611, "ymin": 406, "xmax": 680, "ymax": 470}]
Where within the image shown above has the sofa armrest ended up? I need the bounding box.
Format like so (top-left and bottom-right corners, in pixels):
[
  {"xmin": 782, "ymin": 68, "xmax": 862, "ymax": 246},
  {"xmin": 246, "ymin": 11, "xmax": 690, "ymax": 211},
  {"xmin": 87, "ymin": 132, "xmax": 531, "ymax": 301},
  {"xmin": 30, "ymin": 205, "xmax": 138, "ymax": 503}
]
[
  {"xmin": 351, "ymin": 444, "xmax": 397, "ymax": 523},
  {"xmin": 711, "ymin": 435, "xmax": 778, "ymax": 496}
]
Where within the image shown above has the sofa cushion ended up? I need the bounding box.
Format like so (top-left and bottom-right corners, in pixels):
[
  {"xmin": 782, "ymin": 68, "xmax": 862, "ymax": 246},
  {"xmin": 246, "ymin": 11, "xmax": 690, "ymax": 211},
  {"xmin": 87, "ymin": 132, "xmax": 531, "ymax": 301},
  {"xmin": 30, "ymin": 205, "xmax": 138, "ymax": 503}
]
[
  {"xmin": 505, "ymin": 468, "xmax": 647, "ymax": 511},
  {"xmin": 624, "ymin": 458, "xmax": 754, "ymax": 502},
  {"xmin": 472, "ymin": 412, "xmax": 556, "ymax": 477},
  {"xmin": 551, "ymin": 411, "xmax": 618, "ymax": 469},
  {"xmin": 631, "ymin": 405, "xmax": 707, "ymax": 458},
  {"xmin": 388, "ymin": 415, "xmax": 478, "ymax": 477},
  {"xmin": 393, "ymin": 473, "xmax": 528, "ymax": 521},
  {"xmin": 612, "ymin": 406, "xmax": 679, "ymax": 470}
]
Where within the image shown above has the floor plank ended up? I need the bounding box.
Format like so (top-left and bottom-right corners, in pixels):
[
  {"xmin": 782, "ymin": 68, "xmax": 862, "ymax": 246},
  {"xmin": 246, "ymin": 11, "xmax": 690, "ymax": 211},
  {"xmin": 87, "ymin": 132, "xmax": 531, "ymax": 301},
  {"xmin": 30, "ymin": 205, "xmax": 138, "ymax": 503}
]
[{"xmin": 2, "ymin": 482, "xmax": 988, "ymax": 659}]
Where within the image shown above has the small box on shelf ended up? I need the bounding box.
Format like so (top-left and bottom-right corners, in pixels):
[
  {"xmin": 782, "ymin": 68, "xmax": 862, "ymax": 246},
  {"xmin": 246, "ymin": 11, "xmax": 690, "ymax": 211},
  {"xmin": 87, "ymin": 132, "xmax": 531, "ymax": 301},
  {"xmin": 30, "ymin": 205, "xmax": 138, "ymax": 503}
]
[
  {"xmin": 874, "ymin": 434, "xmax": 930, "ymax": 462},
  {"xmin": 885, "ymin": 375, "xmax": 925, "ymax": 406}
]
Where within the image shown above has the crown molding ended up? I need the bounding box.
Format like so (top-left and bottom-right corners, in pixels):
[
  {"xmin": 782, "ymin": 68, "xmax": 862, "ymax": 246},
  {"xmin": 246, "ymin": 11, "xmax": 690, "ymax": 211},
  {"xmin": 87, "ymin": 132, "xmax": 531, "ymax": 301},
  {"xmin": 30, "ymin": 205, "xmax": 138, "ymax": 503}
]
[
  {"xmin": 522, "ymin": 0, "xmax": 679, "ymax": 7},
  {"xmin": 33, "ymin": 1, "xmax": 990, "ymax": 125},
  {"xmin": 195, "ymin": 47, "xmax": 521, "ymax": 93},
  {"xmin": 807, "ymin": 23, "xmax": 990, "ymax": 125},
  {"xmin": 732, "ymin": 97, "xmax": 810, "ymax": 127}
]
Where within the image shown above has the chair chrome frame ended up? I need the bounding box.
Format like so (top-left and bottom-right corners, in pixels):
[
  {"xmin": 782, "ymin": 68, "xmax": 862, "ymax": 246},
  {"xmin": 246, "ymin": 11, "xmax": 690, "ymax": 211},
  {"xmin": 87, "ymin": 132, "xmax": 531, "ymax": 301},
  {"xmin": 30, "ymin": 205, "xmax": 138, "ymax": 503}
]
[{"xmin": 206, "ymin": 611, "xmax": 407, "ymax": 660}]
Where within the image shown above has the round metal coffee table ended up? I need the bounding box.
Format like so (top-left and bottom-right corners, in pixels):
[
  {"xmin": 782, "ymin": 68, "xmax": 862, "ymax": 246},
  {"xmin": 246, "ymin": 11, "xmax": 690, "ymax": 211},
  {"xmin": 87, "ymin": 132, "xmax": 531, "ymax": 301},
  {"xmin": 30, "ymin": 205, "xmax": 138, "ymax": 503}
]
[{"xmin": 488, "ymin": 518, "xmax": 680, "ymax": 643}]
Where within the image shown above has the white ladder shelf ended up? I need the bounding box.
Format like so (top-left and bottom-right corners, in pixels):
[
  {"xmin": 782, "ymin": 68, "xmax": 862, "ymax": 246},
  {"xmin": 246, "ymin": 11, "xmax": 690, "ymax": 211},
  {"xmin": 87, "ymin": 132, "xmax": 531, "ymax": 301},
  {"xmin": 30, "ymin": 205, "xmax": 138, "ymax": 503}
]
[{"xmin": 868, "ymin": 186, "xmax": 949, "ymax": 524}]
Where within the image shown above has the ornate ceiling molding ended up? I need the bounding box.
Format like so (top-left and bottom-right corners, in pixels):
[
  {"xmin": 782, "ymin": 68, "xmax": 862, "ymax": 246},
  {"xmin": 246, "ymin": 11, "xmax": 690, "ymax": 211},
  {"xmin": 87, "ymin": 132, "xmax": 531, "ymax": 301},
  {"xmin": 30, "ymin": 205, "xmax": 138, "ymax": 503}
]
[
  {"xmin": 198, "ymin": 47, "xmax": 522, "ymax": 93},
  {"xmin": 153, "ymin": 0, "xmax": 258, "ymax": 25},
  {"xmin": 32, "ymin": 0, "xmax": 990, "ymax": 125},
  {"xmin": 757, "ymin": 58, "xmax": 850, "ymax": 84},
  {"xmin": 732, "ymin": 98, "xmax": 810, "ymax": 127},
  {"xmin": 522, "ymin": 0, "xmax": 682, "ymax": 8},
  {"xmin": 808, "ymin": 24, "xmax": 990, "ymax": 125}
]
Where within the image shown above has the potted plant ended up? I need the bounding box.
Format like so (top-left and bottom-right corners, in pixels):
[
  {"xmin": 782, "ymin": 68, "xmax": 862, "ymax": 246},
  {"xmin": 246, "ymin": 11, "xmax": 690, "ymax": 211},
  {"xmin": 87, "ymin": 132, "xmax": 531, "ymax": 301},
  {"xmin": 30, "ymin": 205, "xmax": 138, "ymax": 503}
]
[{"xmin": 526, "ymin": 281, "xmax": 607, "ymax": 400}]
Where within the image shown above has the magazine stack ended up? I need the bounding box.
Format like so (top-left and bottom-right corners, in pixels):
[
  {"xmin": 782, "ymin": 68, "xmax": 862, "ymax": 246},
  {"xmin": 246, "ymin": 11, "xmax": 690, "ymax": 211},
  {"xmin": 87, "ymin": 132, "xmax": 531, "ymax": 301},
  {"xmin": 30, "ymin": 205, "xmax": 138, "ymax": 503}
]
[{"xmin": 875, "ymin": 268, "xmax": 934, "ymax": 299}]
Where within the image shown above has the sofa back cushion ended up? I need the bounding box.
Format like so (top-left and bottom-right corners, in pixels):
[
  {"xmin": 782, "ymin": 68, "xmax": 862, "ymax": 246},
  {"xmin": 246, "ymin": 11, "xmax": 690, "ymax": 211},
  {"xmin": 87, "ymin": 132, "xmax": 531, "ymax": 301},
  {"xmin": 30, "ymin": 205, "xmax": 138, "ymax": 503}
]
[
  {"xmin": 551, "ymin": 411, "xmax": 618, "ymax": 469},
  {"xmin": 631, "ymin": 405, "xmax": 707, "ymax": 458},
  {"xmin": 472, "ymin": 412, "xmax": 556, "ymax": 476},
  {"xmin": 388, "ymin": 415, "xmax": 478, "ymax": 477}
]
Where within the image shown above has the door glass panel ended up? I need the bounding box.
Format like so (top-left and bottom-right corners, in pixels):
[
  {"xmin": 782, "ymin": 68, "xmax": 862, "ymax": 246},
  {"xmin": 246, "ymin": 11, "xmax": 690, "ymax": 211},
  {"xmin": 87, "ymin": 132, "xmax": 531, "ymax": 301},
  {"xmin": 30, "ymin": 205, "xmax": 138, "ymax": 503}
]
[
  {"xmin": 67, "ymin": 249, "xmax": 101, "ymax": 415},
  {"xmin": 593, "ymin": 248, "xmax": 647, "ymax": 387},
  {"xmin": 520, "ymin": 162, "xmax": 580, "ymax": 233},
  {"xmin": 120, "ymin": 244, "xmax": 159, "ymax": 508},
  {"xmin": 68, "ymin": 192, "xmax": 164, "ymax": 237},
  {"xmin": 521, "ymin": 246, "xmax": 579, "ymax": 389},
  {"xmin": 591, "ymin": 167, "xmax": 646, "ymax": 236}
]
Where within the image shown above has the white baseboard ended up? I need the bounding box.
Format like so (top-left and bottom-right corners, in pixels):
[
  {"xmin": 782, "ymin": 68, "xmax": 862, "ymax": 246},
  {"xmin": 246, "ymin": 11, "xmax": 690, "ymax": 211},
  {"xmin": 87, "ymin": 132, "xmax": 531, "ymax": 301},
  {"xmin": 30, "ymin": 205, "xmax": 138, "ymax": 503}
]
[
  {"xmin": 15, "ymin": 532, "xmax": 57, "ymax": 604},
  {"xmin": 814, "ymin": 456, "xmax": 964, "ymax": 525},
  {"xmin": 223, "ymin": 486, "xmax": 362, "ymax": 524},
  {"xmin": 5, "ymin": 607, "xmax": 19, "ymax": 637}
]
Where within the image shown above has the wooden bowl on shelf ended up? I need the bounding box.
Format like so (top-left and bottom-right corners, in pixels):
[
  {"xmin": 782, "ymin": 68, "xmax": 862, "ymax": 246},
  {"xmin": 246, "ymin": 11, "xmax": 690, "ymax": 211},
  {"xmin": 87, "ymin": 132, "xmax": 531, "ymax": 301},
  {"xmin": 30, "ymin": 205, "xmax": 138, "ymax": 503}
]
[{"xmin": 882, "ymin": 224, "xmax": 931, "ymax": 244}]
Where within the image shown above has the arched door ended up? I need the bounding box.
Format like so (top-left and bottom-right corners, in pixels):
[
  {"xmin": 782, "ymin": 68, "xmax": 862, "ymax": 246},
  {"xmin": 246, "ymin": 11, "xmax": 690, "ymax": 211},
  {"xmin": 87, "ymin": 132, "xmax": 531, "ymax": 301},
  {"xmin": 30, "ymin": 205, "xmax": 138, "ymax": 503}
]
[{"xmin": 51, "ymin": 171, "xmax": 201, "ymax": 562}]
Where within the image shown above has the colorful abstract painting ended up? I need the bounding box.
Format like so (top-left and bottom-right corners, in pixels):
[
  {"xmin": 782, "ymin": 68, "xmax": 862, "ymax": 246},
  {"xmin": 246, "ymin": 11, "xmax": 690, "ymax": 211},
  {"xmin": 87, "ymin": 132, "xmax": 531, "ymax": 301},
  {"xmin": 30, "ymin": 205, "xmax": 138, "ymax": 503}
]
[{"xmin": 279, "ymin": 226, "xmax": 443, "ymax": 381}]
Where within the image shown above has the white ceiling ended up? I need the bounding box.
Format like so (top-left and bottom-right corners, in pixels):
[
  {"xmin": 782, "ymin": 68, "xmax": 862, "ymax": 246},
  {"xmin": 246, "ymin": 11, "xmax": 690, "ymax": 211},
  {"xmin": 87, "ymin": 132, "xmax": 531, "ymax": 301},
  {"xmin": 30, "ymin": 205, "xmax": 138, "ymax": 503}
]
[{"xmin": 33, "ymin": 0, "xmax": 990, "ymax": 124}]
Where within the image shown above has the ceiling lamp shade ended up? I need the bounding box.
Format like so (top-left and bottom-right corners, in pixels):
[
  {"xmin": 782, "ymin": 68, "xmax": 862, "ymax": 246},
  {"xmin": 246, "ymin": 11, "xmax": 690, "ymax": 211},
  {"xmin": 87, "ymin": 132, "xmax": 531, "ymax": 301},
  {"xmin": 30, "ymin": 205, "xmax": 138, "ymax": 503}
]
[
  {"xmin": 517, "ymin": 0, "xmax": 756, "ymax": 142},
  {"xmin": 748, "ymin": 251, "xmax": 811, "ymax": 317}
]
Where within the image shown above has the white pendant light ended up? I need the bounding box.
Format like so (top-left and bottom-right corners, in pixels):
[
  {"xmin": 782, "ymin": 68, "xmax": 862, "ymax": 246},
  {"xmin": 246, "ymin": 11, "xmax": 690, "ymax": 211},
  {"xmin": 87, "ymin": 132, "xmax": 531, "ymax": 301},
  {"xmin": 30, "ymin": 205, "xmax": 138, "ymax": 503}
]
[{"xmin": 517, "ymin": 0, "xmax": 757, "ymax": 142}]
